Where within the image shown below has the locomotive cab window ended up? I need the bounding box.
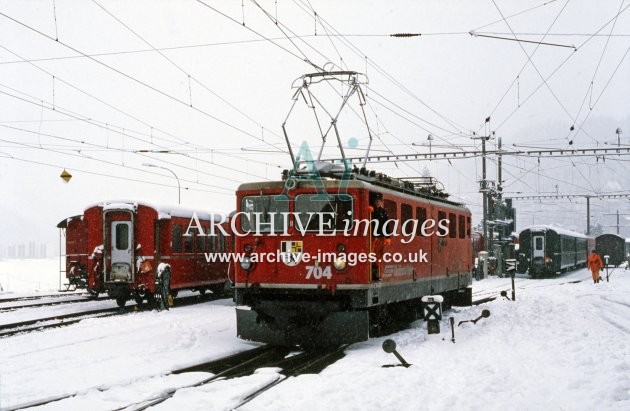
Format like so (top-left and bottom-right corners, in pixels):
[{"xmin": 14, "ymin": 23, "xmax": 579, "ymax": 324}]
[
  {"xmin": 241, "ymin": 195, "xmax": 289, "ymax": 233},
  {"xmin": 458, "ymin": 215, "xmax": 466, "ymax": 239},
  {"xmin": 535, "ymin": 237, "xmax": 543, "ymax": 250},
  {"xmin": 295, "ymin": 194, "xmax": 353, "ymax": 231}
]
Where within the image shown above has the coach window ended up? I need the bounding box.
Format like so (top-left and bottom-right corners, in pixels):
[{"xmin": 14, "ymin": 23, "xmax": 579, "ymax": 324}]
[
  {"xmin": 295, "ymin": 194, "xmax": 353, "ymax": 231},
  {"xmin": 241, "ymin": 195, "xmax": 289, "ymax": 233},
  {"xmin": 196, "ymin": 229, "xmax": 205, "ymax": 253},
  {"xmin": 535, "ymin": 237, "xmax": 543, "ymax": 250},
  {"xmin": 448, "ymin": 213, "xmax": 457, "ymax": 238},
  {"xmin": 458, "ymin": 215, "xmax": 466, "ymax": 239},
  {"xmin": 115, "ymin": 224, "xmax": 129, "ymax": 250},
  {"xmin": 184, "ymin": 231, "xmax": 193, "ymax": 253},
  {"xmin": 172, "ymin": 224, "xmax": 182, "ymax": 253},
  {"xmin": 438, "ymin": 211, "xmax": 447, "ymax": 236},
  {"xmin": 218, "ymin": 232, "xmax": 226, "ymax": 252},
  {"xmin": 416, "ymin": 207, "xmax": 427, "ymax": 237},
  {"xmin": 206, "ymin": 227, "xmax": 215, "ymax": 253}
]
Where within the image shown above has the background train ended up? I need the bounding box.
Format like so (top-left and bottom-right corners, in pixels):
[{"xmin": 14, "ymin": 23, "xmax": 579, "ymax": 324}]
[
  {"xmin": 60, "ymin": 200, "xmax": 231, "ymax": 306},
  {"xmin": 233, "ymin": 170, "xmax": 473, "ymax": 347},
  {"xmin": 595, "ymin": 234, "xmax": 628, "ymax": 267},
  {"xmin": 517, "ymin": 225, "xmax": 594, "ymax": 277}
]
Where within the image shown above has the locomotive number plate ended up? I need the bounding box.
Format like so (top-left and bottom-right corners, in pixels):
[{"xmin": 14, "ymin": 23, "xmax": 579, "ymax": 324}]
[{"xmin": 305, "ymin": 265, "xmax": 332, "ymax": 280}]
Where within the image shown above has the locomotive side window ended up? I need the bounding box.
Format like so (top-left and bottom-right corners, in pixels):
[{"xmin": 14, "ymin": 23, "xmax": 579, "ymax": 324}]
[
  {"xmin": 459, "ymin": 215, "xmax": 466, "ymax": 239},
  {"xmin": 448, "ymin": 213, "xmax": 457, "ymax": 238},
  {"xmin": 115, "ymin": 224, "xmax": 129, "ymax": 250},
  {"xmin": 172, "ymin": 224, "xmax": 182, "ymax": 253},
  {"xmin": 295, "ymin": 194, "xmax": 353, "ymax": 231},
  {"xmin": 416, "ymin": 207, "xmax": 427, "ymax": 237},
  {"xmin": 535, "ymin": 237, "xmax": 543, "ymax": 250},
  {"xmin": 241, "ymin": 195, "xmax": 289, "ymax": 233},
  {"xmin": 401, "ymin": 204, "xmax": 412, "ymax": 223},
  {"xmin": 438, "ymin": 211, "xmax": 447, "ymax": 236},
  {"xmin": 467, "ymin": 216, "xmax": 471, "ymax": 237},
  {"xmin": 384, "ymin": 200, "xmax": 397, "ymax": 220}
]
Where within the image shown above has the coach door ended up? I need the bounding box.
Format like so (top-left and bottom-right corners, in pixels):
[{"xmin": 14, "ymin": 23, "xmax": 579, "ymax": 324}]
[
  {"xmin": 109, "ymin": 221, "xmax": 133, "ymax": 282},
  {"xmin": 533, "ymin": 235, "xmax": 545, "ymax": 260}
]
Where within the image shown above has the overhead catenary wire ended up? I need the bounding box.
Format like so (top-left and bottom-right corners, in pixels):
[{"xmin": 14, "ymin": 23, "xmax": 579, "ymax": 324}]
[
  {"xmin": 0, "ymin": 85, "xmax": 277, "ymax": 182},
  {"xmin": 0, "ymin": 10, "xmax": 286, "ymax": 154}
]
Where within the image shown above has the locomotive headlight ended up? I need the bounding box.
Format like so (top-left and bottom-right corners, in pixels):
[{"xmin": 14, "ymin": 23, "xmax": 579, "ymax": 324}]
[
  {"xmin": 333, "ymin": 257, "xmax": 347, "ymax": 271},
  {"xmin": 244, "ymin": 243, "xmax": 253, "ymax": 253},
  {"xmin": 240, "ymin": 256, "xmax": 253, "ymax": 271},
  {"xmin": 545, "ymin": 257, "xmax": 552, "ymax": 264}
]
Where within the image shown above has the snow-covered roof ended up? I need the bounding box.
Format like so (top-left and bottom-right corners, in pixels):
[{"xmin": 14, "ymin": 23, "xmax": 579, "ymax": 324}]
[
  {"xmin": 56, "ymin": 215, "xmax": 83, "ymax": 228},
  {"xmin": 520, "ymin": 225, "xmax": 590, "ymax": 239},
  {"xmin": 84, "ymin": 200, "xmax": 227, "ymax": 222}
]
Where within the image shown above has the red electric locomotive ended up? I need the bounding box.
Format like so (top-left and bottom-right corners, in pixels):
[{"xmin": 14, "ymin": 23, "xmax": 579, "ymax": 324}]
[
  {"xmin": 84, "ymin": 200, "xmax": 230, "ymax": 307},
  {"xmin": 234, "ymin": 171, "xmax": 473, "ymax": 347},
  {"xmin": 57, "ymin": 215, "xmax": 90, "ymax": 292}
]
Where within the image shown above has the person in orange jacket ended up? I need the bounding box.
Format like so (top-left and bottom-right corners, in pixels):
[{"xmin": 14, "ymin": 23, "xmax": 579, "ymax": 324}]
[{"xmin": 587, "ymin": 250, "xmax": 603, "ymax": 284}]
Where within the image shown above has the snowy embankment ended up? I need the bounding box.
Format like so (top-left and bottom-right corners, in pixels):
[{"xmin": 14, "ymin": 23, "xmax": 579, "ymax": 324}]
[
  {"xmin": 0, "ymin": 267, "xmax": 629, "ymax": 410},
  {"xmin": 0, "ymin": 258, "xmax": 63, "ymax": 296}
]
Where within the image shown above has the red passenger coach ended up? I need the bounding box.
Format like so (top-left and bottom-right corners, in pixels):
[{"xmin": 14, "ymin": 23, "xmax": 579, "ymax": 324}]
[
  {"xmin": 57, "ymin": 215, "xmax": 90, "ymax": 291},
  {"xmin": 234, "ymin": 173, "xmax": 473, "ymax": 347},
  {"xmin": 84, "ymin": 200, "xmax": 230, "ymax": 307}
]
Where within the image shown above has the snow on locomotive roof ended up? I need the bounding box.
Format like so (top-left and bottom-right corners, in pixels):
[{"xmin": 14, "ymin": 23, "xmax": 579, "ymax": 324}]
[
  {"xmin": 237, "ymin": 180, "xmax": 468, "ymax": 211},
  {"xmin": 520, "ymin": 225, "xmax": 590, "ymax": 238},
  {"xmin": 84, "ymin": 200, "xmax": 226, "ymax": 222}
]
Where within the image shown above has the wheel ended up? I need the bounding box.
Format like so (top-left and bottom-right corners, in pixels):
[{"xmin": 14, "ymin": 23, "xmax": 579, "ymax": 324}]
[
  {"xmin": 87, "ymin": 290, "xmax": 99, "ymax": 299},
  {"xmin": 134, "ymin": 296, "xmax": 144, "ymax": 305},
  {"xmin": 116, "ymin": 297, "xmax": 127, "ymax": 307}
]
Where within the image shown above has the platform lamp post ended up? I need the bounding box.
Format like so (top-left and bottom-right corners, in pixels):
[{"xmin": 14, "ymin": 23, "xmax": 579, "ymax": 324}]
[
  {"xmin": 142, "ymin": 163, "xmax": 181, "ymax": 204},
  {"xmin": 616, "ymin": 127, "xmax": 623, "ymax": 147}
]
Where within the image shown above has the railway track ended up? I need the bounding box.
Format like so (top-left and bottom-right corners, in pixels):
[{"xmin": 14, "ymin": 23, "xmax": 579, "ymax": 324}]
[
  {"xmin": 0, "ymin": 292, "xmax": 88, "ymax": 304},
  {"xmin": 0, "ymin": 296, "xmax": 108, "ymax": 313},
  {"xmin": 0, "ymin": 306, "xmax": 132, "ymax": 338},
  {"xmin": 129, "ymin": 344, "xmax": 347, "ymax": 410},
  {"xmin": 10, "ymin": 345, "xmax": 347, "ymax": 411},
  {"xmin": 0, "ymin": 293, "xmax": 227, "ymax": 338},
  {"xmin": 470, "ymin": 270, "xmax": 593, "ymax": 305}
]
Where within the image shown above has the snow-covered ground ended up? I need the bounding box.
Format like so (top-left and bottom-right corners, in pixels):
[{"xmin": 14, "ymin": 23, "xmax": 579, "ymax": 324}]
[
  {"xmin": 1, "ymin": 265, "xmax": 629, "ymax": 410},
  {"xmin": 0, "ymin": 258, "xmax": 63, "ymax": 295}
]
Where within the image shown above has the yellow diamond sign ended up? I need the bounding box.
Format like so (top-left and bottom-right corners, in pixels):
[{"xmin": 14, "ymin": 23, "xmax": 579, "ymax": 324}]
[{"xmin": 60, "ymin": 168, "xmax": 72, "ymax": 183}]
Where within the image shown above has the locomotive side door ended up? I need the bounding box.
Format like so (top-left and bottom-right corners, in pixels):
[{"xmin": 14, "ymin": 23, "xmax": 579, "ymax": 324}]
[{"xmin": 109, "ymin": 221, "xmax": 133, "ymax": 282}]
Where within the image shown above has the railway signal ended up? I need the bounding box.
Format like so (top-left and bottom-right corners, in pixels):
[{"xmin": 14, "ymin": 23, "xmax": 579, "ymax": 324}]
[{"xmin": 422, "ymin": 295, "xmax": 443, "ymax": 334}]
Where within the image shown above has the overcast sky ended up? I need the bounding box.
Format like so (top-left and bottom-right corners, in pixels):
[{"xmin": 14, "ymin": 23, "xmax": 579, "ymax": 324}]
[{"xmin": 0, "ymin": 0, "xmax": 629, "ymax": 247}]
